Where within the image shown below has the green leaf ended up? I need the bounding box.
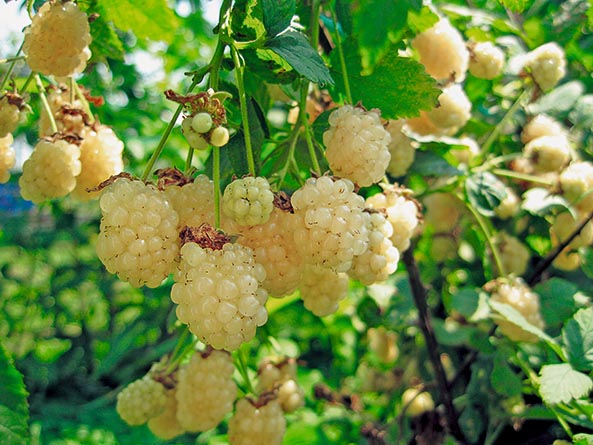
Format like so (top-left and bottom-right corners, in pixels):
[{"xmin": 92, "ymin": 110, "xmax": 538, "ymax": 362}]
[
  {"xmin": 535, "ymin": 278, "xmax": 579, "ymax": 330},
  {"xmin": 410, "ymin": 150, "xmax": 462, "ymax": 177},
  {"xmin": 527, "ymin": 81, "xmax": 586, "ymax": 116},
  {"xmin": 330, "ymin": 40, "xmax": 440, "ymax": 118},
  {"xmin": 262, "ymin": 0, "xmax": 295, "ymax": 37},
  {"xmin": 100, "ymin": 0, "xmax": 180, "ymax": 42},
  {"xmin": 574, "ymin": 433, "xmax": 593, "ymax": 445},
  {"xmin": 0, "ymin": 342, "xmax": 29, "ymax": 445},
  {"xmin": 569, "ymin": 95, "xmax": 593, "ymax": 129},
  {"xmin": 407, "ymin": 6, "xmax": 439, "ymax": 34},
  {"xmin": 489, "ymin": 300, "xmax": 555, "ymax": 344},
  {"xmin": 353, "ymin": 0, "xmax": 409, "ymax": 69},
  {"xmin": 465, "ymin": 172, "xmax": 507, "ymax": 217},
  {"xmin": 539, "ymin": 363, "xmax": 593, "ymax": 405},
  {"xmin": 450, "ymin": 288, "xmax": 490, "ymax": 321},
  {"xmin": 496, "ymin": 0, "xmax": 529, "ymax": 12},
  {"xmin": 522, "ymin": 188, "xmax": 570, "ymax": 216},
  {"xmin": 231, "ymin": 0, "xmax": 266, "ymax": 42},
  {"xmin": 88, "ymin": 7, "xmax": 125, "ymax": 62},
  {"xmin": 563, "ymin": 307, "xmax": 593, "ymax": 372},
  {"xmin": 491, "ymin": 351, "xmax": 523, "ymax": 397},
  {"xmin": 265, "ymin": 31, "xmax": 334, "ymax": 86}
]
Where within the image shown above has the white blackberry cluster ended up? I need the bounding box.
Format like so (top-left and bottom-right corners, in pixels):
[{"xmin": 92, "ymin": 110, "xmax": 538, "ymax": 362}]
[
  {"xmin": 468, "ymin": 41, "xmax": 505, "ymax": 79},
  {"xmin": 290, "ymin": 176, "xmax": 369, "ymax": 272},
  {"xmin": 385, "ymin": 120, "xmax": 417, "ymax": 177},
  {"xmin": 72, "ymin": 125, "xmax": 125, "ymax": 201},
  {"xmin": 366, "ymin": 188, "xmax": 420, "ymax": 252},
  {"xmin": 228, "ymin": 397, "xmax": 286, "ymax": 445},
  {"xmin": 171, "ymin": 239, "xmax": 268, "ymax": 351},
  {"xmin": 522, "ymin": 42, "xmax": 566, "ymax": 91},
  {"xmin": 523, "ymin": 134, "xmax": 571, "ymax": 173},
  {"xmin": 116, "ymin": 375, "xmax": 169, "ymax": 426},
  {"xmin": 19, "ymin": 138, "xmax": 82, "ymax": 203},
  {"xmin": 559, "ymin": 161, "xmax": 593, "ymax": 213},
  {"xmin": 487, "ymin": 277, "xmax": 545, "ymax": 342},
  {"xmin": 147, "ymin": 390, "xmax": 185, "ymax": 440},
  {"xmin": 423, "ymin": 192, "xmax": 461, "ymax": 233},
  {"xmin": 233, "ymin": 206, "xmax": 304, "ymax": 297},
  {"xmin": 0, "ymin": 134, "xmax": 15, "ymax": 184},
  {"xmin": 222, "ymin": 176, "xmax": 275, "ymax": 226},
  {"xmin": 299, "ymin": 265, "xmax": 349, "ymax": 316},
  {"xmin": 402, "ymin": 387, "xmax": 435, "ymax": 417},
  {"xmin": 257, "ymin": 358, "xmax": 305, "ymax": 413},
  {"xmin": 494, "ymin": 187, "xmax": 521, "ymax": 220},
  {"xmin": 164, "ymin": 174, "xmax": 217, "ymax": 228},
  {"xmin": 411, "ymin": 17, "xmax": 469, "ymax": 82},
  {"xmin": 323, "ymin": 105, "xmax": 391, "ymax": 187},
  {"xmin": 96, "ymin": 177, "xmax": 179, "ymax": 288},
  {"xmin": 23, "ymin": 1, "xmax": 92, "ymax": 77},
  {"xmin": 549, "ymin": 211, "xmax": 593, "ymax": 270},
  {"xmin": 367, "ymin": 326, "xmax": 399, "ymax": 364},
  {"xmin": 521, "ymin": 114, "xmax": 565, "ymax": 144},
  {"xmin": 349, "ymin": 211, "xmax": 399, "ymax": 285},
  {"xmin": 494, "ymin": 232, "xmax": 531, "ymax": 276},
  {"xmin": 176, "ymin": 350, "xmax": 237, "ymax": 432},
  {"xmin": 0, "ymin": 94, "xmax": 21, "ymax": 138}
]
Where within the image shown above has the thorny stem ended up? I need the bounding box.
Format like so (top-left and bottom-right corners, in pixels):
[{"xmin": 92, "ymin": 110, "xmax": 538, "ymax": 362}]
[
  {"xmin": 0, "ymin": 42, "xmax": 24, "ymax": 93},
  {"xmin": 35, "ymin": 74, "xmax": 58, "ymax": 134},
  {"xmin": 231, "ymin": 46, "xmax": 256, "ymax": 176},
  {"xmin": 328, "ymin": 5, "xmax": 352, "ymax": 104},
  {"xmin": 464, "ymin": 199, "xmax": 506, "ymax": 277},
  {"xmin": 402, "ymin": 248, "xmax": 467, "ymax": 444},
  {"xmin": 527, "ymin": 209, "xmax": 593, "ymax": 286},
  {"xmin": 481, "ymin": 90, "xmax": 530, "ymax": 154}
]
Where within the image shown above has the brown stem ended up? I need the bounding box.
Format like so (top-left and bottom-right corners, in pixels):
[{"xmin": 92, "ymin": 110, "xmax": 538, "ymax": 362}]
[
  {"xmin": 527, "ymin": 210, "xmax": 593, "ymax": 286},
  {"xmin": 402, "ymin": 248, "xmax": 467, "ymax": 444}
]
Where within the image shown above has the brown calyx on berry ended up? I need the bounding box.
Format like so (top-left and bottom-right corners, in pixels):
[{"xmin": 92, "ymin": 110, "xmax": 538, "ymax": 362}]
[
  {"xmin": 273, "ymin": 191, "xmax": 293, "ymax": 213},
  {"xmin": 88, "ymin": 171, "xmax": 136, "ymax": 192},
  {"xmin": 179, "ymin": 223, "xmax": 232, "ymax": 250},
  {"xmin": 165, "ymin": 89, "xmax": 227, "ymax": 127},
  {"xmin": 155, "ymin": 167, "xmax": 193, "ymax": 189}
]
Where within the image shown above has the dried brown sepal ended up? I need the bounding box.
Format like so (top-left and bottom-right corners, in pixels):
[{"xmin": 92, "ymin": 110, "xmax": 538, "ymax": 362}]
[
  {"xmin": 164, "ymin": 89, "xmax": 227, "ymax": 126},
  {"xmin": 43, "ymin": 132, "xmax": 84, "ymax": 146},
  {"xmin": 273, "ymin": 191, "xmax": 293, "ymax": 212},
  {"xmin": 246, "ymin": 391, "xmax": 279, "ymax": 409},
  {"xmin": 88, "ymin": 172, "xmax": 136, "ymax": 193},
  {"xmin": 313, "ymin": 383, "xmax": 363, "ymax": 412},
  {"xmin": 361, "ymin": 422, "xmax": 387, "ymax": 445},
  {"xmin": 3, "ymin": 92, "xmax": 27, "ymax": 110},
  {"xmin": 179, "ymin": 223, "xmax": 232, "ymax": 250},
  {"xmin": 257, "ymin": 356, "xmax": 296, "ymax": 375},
  {"xmin": 155, "ymin": 167, "xmax": 193, "ymax": 190},
  {"xmin": 57, "ymin": 105, "xmax": 92, "ymax": 126},
  {"xmin": 379, "ymin": 183, "xmax": 424, "ymax": 222},
  {"xmin": 151, "ymin": 365, "xmax": 178, "ymax": 390}
]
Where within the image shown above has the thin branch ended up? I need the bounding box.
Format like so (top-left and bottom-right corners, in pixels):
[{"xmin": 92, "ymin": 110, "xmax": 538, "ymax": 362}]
[
  {"xmin": 402, "ymin": 248, "xmax": 467, "ymax": 444},
  {"xmin": 527, "ymin": 210, "xmax": 593, "ymax": 286}
]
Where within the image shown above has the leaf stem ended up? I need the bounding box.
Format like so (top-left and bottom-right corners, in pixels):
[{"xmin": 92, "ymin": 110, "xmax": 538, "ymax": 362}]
[
  {"xmin": 464, "ymin": 198, "xmax": 506, "ymax": 277},
  {"xmin": 481, "ymin": 90, "xmax": 529, "ymax": 154},
  {"xmin": 328, "ymin": 5, "xmax": 352, "ymax": 104},
  {"xmin": 21, "ymin": 71, "xmax": 35, "ymax": 93},
  {"xmin": 35, "ymin": 74, "xmax": 58, "ymax": 135},
  {"xmin": 234, "ymin": 347, "xmax": 255, "ymax": 395},
  {"xmin": 184, "ymin": 146, "xmax": 194, "ymax": 173},
  {"xmin": 278, "ymin": 128, "xmax": 300, "ymax": 189},
  {"xmin": 231, "ymin": 46, "xmax": 256, "ymax": 176},
  {"xmin": 0, "ymin": 42, "xmax": 24, "ymax": 93},
  {"xmin": 492, "ymin": 168, "xmax": 555, "ymax": 186},
  {"xmin": 402, "ymin": 248, "xmax": 467, "ymax": 444},
  {"xmin": 0, "ymin": 56, "xmax": 26, "ymax": 64},
  {"xmin": 72, "ymin": 79, "xmax": 95, "ymax": 124},
  {"xmin": 300, "ymin": 81, "xmax": 321, "ymax": 174}
]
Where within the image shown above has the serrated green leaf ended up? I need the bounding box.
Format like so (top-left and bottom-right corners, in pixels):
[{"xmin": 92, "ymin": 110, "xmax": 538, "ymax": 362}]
[
  {"xmin": 100, "ymin": 0, "xmax": 180, "ymax": 42},
  {"xmin": 489, "ymin": 300, "xmax": 555, "ymax": 344},
  {"xmin": 522, "ymin": 188, "xmax": 570, "ymax": 216},
  {"xmin": 539, "ymin": 363, "xmax": 593, "ymax": 405},
  {"xmin": 563, "ymin": 307, "xmax": 593, "ymax": 372},
  {"xmin": 535, "ymin": 278, "xmax": 578, "ymax": 330},
  {"xmin": 262, "ymin": 0, "xmax": 295, "ymax": 37},
  {"xmin": 330, "ymin": 40, "xmax": 440, "ymax": 118},
  {"xmin": 465, "ymin": 172, "xmax": 507, "ymax": 217},
  {"xmin": 353, "ymin": 0, "xmax": 409, "ymax": 69},
  {"xmin": 231, "ymin": 0, "xmax": 266, "ymax": 42},
  {"xmin": 265, "ymin": 31, "xmax": 334, "ymax": 86},
  {"xmin": 0, "ymin": 342, "xmax": 29, "ymax": 445},
  {"xmin": 497, "ymin": 0, "xmax": 529, "ymax": 12},
  {"xmin": 410, "ymin": 150, "xmax": 462, "ymax": 177},
  {"xmin": 491, "ymin": 351, "xmax": 523, "ymax": 397}
]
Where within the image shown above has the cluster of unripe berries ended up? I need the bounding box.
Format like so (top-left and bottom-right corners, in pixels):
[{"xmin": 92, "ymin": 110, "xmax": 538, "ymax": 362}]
[{"xmin": 116, "ymin": 350, "xmax": 303, "ymax": 444}]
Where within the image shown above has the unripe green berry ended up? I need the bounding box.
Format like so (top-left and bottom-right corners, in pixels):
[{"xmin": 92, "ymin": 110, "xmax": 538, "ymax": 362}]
[
  {"xmin": 191, "ymin": 112, "xmax": 213, "ymax": 134},
  {"xmin": 210, "ymin": 126, "xmax": 230, "ymax": 147}
]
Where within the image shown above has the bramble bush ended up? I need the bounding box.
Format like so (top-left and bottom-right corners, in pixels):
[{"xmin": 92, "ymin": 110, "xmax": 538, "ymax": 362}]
[{"xmin": 2, "ymin": 0, "xmax": 593, "ymax": 444}]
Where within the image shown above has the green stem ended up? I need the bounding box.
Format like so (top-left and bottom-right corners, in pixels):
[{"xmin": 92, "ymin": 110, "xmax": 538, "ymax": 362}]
[
  {"xmin": 329, "ymin": 5, "xmax": 352, "ymax": 104},
  {"xmin": 231, "ymin": 46, "xmax": 256, "ymax": 176},
  {"xmin": 482, "ymin": 90, "xmax": 529, "ymax": 153},
  {"xmin": 164, "ymin": 328, "xmax": 192, "ymax": 374},
  {"xmin": 464, "ymin": 197, "xmax": 506, "ymax": 277},
  {"xmin": 73, "ymin": 79, "xmax": 95, "ymax": 124},
  {"xmin": 20, "ymin": 71, "xmax": 35, "ymax": 93},
  {"xmin": 213, "ymin": 146, "xmax": 221, "ymax": 228},
  {"xmin": 0, "ymin": 42, "xmax": 24, "ymax": 93},
  {"xmin": 492, "ymin": 168, "xmax": 555, "ymax": 186},
  {"xmin": 278, "ymin": 130, "xmax": 300, "ymax": 189},
  {"xmin": 473, "ymin": 152, "xmax": 522, "ymax": 172},
  {"xmin": 0, "ymin": 56, "xmax": 26, "ymax": 64},
  {"xmin": 234, "ymin": 348, "xmax": 255, "ymax": 395},
  {"xmin": 300, "ymin": 82, "xmax": 321, "ymax": 174},
  {"xmin": 35, "ymin": 74, "xmax": 58, "ymax": 134},
  {"xmin": 185, "ymin": 146, "xmax": 195, "ymax": 173}
]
